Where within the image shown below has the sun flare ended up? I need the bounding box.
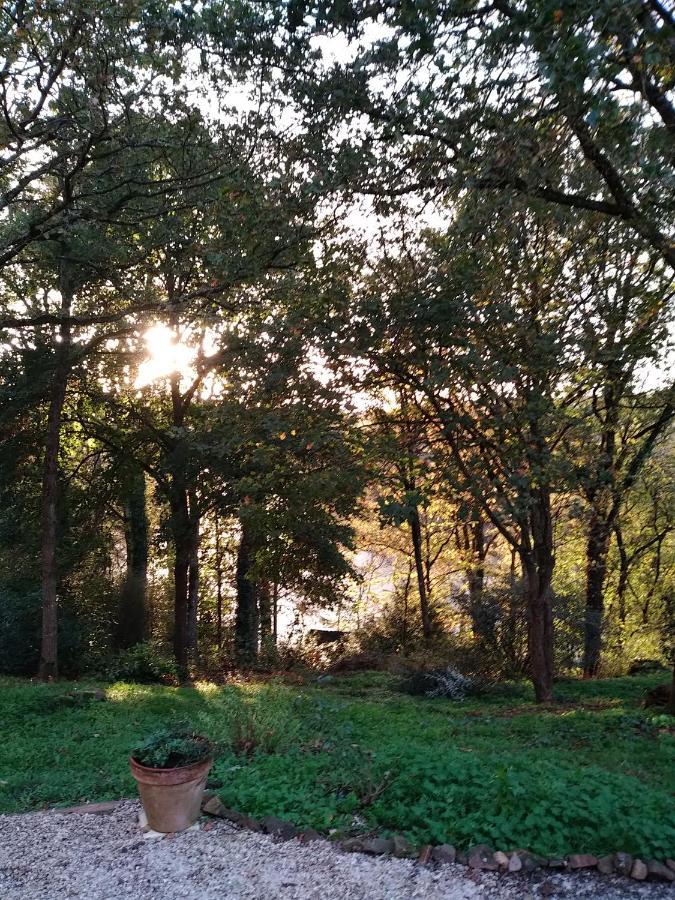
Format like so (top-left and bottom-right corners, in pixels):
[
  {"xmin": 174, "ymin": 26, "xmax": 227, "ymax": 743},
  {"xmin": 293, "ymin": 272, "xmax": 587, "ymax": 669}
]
[{"xmin": 134, "ymin": 324, "xmax": 196, "ymax": 388}]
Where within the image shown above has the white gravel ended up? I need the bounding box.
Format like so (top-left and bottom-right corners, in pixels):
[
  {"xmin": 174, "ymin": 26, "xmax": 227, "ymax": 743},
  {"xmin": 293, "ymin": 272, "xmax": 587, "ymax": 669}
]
[{"xmin": 0, "ymin": 802, "xmax": 672, "ymax": 900}]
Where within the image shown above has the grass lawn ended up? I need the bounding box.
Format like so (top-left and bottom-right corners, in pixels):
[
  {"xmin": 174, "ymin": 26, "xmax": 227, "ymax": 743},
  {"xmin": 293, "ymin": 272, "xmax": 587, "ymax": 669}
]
[{"xmin": 1, "ymin": 673, "xmax": 674, "ymax": 859}]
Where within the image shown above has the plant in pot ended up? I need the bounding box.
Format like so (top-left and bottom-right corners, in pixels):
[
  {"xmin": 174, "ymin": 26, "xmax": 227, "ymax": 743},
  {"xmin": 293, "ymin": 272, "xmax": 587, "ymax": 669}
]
[{"xmin": 130, "ymin": 728, "xmax": 215, "ymax": 833}]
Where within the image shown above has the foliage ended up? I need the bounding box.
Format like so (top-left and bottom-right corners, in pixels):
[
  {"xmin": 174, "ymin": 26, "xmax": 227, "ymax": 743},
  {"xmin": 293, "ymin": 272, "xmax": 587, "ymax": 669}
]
[
  {"xmin": 0, "ymin": 582, "xmax": 84, "ymax": 676},
  {"xmin": 227, "ymin": 689, "xmax": 306, "ymax": 757},
  {"xmin": 131, "ymin": 728, "xmax": 214, "ymax": 769},
  {"xmin": 0, "ymin": 584, "xmax": 42, "ymax": 675},
  {"xmin": 279, "ymin": 0, "xmax": 675, "ymax": 267},
  {"xmin": 453, "ymin": 583, "xmax": 531, "ymax": 679},
  {"xmin": 399, "ymin": 667, "xmax": 479, "ymax": 701},
  {"xmin": 1, "ymin": 675, "xmax": 674, "ymax": 859},
  {"xmin": 237, "ymin": 0, "xmax": 675, "ymax": 696},
  {"xmin": 355, "ymin": 600, "xmax": 426, "ymax": 656},
  {"xmin": 88, "ymin": 643, "xmax": 179, "ymax": 685},
  {"xmin": 0, "ymin": 0, "xmax": 672, "ymax": 694},
  {"xmin": 628, "ymin": 659, "xmax": 669, "ymax": 676}
]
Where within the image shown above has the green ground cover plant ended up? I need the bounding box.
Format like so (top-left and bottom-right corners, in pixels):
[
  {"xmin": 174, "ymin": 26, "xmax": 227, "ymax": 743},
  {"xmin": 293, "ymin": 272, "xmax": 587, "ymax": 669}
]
[
  {"xmin": 131, "ymin": 729, "xmax": 214, "ymax": 769},
  {"xmin": 0, "ymin": 673, "xmax": 673, "ymax": 859}
]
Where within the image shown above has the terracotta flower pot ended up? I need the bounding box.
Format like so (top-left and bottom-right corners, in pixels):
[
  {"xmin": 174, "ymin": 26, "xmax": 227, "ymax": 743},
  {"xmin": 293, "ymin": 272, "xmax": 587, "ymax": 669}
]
[{"xmin": 130, "ymin": 753, "xmax": 213, "ymax": 833}]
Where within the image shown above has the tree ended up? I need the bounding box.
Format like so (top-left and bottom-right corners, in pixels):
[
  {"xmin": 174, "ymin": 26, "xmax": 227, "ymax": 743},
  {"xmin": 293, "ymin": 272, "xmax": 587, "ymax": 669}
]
[
  {"xmin": 562, "ymin": 225, "xmax": 674, "ymax": 675},
  {"xmin": 69, "ymin": 107, "xmax": 363, "ymax": 673},
  {"xmin": 1, "ymin": 4, "xmax": 259, "ymax": 677},
  {"xmin": 115, "ymin": 464, "xmax": 149, "ymax": 649},
  {"xmin": 328, "ymin": 202, "xmax": 600, "ymax": 701},
  {"xmin": 207, "ymin": 318, "xmax": 365, "ymax": 662},
  {"xmin": 272, "ymin": 0, "xmax": 675, "ymax": 269},
  {"xmin": 0, "ymin": 0, "xmax": 201, "ymax": 271},
  {"xmin": 608, "ymin": 442, "xmax": 674, "ymax": 658},
  {"xmin": 371, "ymin": 397, "xmax": 443, "ymax": 644}
]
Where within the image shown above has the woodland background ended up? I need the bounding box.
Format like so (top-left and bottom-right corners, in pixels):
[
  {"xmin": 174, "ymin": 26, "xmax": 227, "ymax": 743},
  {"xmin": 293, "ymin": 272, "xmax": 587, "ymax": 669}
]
[{"xmin": 0, "ymin": 0, "xmax": 673, "ymax": 704}]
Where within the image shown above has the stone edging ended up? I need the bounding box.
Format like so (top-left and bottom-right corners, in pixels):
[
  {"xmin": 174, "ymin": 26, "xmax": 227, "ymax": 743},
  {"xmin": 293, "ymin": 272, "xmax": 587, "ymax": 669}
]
[
  {"xmin": 40, "ymin": 798, "xmax": 675, "ymax": 885},
  {"xmin": 200, "ymin": 795, "xmax": 675, "ymax": 885}
]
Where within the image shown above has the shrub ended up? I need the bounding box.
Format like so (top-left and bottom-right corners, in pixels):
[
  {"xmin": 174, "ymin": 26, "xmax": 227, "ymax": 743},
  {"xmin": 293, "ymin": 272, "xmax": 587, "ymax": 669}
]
[
  {"xmin": 399, "ymin": 666, "xmax": 480, "ymax": 701},
  {"xmin": 131, "ymin": 728, "xmax": 214, "ymax": 769},
  {"xmin": 0, "ymin": 581, "xmax": 82, "ymax": 675},
  {"xmin": 89, "ymin": 642, "xmax": 178, "ymax": 684},
  {"xmin": 253, "ymin": 637, "xmax": 362, "ymax": 673},
  {"xmin": 355, "ymin": 599, "xmax": 425, "ymax": 655},
  {"xmin": 0, "ymin": 584, "xmax": 41, "ymax": 674},
  {"xmin": 329, "ymin": 651, "xmax": 383, "ymax": 673},
  {"xmin": 257, "ymin": 639, "xmax": 317, "ymax": 671},
  {"xmin": 643, "ymin": 682, "xmax": 673, "ymax": 709},
  {"xmin": 319, "ymin": 744, "xmax": 398, "ymax": 810},
  {"xmin": 629, "ymin": 658, "xmax": 668, "ymax": 676},
  {"xmin": 452, "ymin": 583, "xmax": 530, "ymax": 679}
]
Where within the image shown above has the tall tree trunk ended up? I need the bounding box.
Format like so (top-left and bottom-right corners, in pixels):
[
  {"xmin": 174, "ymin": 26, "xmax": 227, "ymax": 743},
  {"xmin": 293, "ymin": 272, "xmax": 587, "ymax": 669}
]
[
  {"xmin": 167, "ymin": 348, "xmax": 195, "ymax": 680},
  {"xmin": 579, "ymin": 380, "xmax": 671, "ymax": 676},
  {"xmin": 186, "ymin": 513, "xmax": 199, "ymax": 665},
  {"xmin": 520, "ymin": 491, "xmax": 555, "ymax": 702},
  {"xmin": 401, "ymin": 564, "xmax": 412, "ymax": 647},
  {"xmin": 38, "ymin": 266, "xmax": 73, "ymax": 680},
  {"xmin": 583, "ymin": 511, "xmax": 612, "ymax": 678},
  {"xmin": 235, "ymin": 519, "xmax": 258, "ymax": 660},
  {"xmin": 272, "ymin": 578, "xmax": 279, "ymax": 644},
  {"xmin": 169, "ymin": 488, "xmax": 199, "ymax": 678},
  {"xmin": 171, "ymin": 488, "xmax": 191, "ymax": 678},
  {"xmin": 259, "ymin": 580, "xmax": 272, "ymax": 647},
  {"xmin": 116, "ymin": 466, "xmax": 149, "ymax": 648},
  {"xmin": 467, "ymin": 565, "xmax": 486, "ymax": 635},
  {"xmin": 522, "ymin": 562, "xmax": 555, "ymax": 702},
  {"xmin": 214, "ymin": 510, "xmax": 223, "ymax": 650},
  {"xmin": 614, "ymin": 522, "xmax": 629, "ymax": 625},
  {"xmin": 408, "ymin": 505, "xmax": 432, "ymax": 643},
  {"xmin": 509, "ymin": 547, "xmax": 518, "ymax": 586},
  {"xmin": 463, "ymin": 515, "xmax": 487, "ymax": 639}
]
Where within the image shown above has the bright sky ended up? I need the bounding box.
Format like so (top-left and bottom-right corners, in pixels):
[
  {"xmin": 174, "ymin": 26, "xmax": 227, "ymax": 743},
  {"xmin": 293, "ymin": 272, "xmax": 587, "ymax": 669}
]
[{"xmin": 134, "ymin": 324, "xmax": 196, "ymax": 388}]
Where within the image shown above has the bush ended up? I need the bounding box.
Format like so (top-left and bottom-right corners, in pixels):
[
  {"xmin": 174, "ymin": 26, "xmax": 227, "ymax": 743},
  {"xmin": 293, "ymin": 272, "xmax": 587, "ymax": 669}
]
[
  {"xmin": 0, "ymin": 584, "xmax": 41, "ymax": 675},
  {"xmin": 452, "ymin": 583, "xmax": 530, "ymax": 679},
  {"xmin": 642, "ymin": 683, "xmax": 673, "ymax": 709},
  {"xmin": 629, "ymin": 658, "xmax": 668, "ymax": 676},
  {"xmin": 355, "ymin": 599, "xmax": 426, "ymax": 655},
  {"xmin": 89, "ymin": 642, "xmax": 178, "ymax": 684},
  {"xmin": 252, "ymin": 637, "xmax": 361, "ymax": 674},
  {"xmin": 0, "ymin": 581, "xmax": 82, "ymax": 675},
  {"xmin": 329, "ymin": 651, "xmax": 383, "ymax": 673},
  {"xmin": 399, "ymin": 666, "xmax": 480, "ymax": 701},
  {"xmin": 131, "ymin": 728, "xmax": 214, "ymax": 769},
  {"xmin": 355, "ymin": 581, "xmax": 532, "ymax": 680}
]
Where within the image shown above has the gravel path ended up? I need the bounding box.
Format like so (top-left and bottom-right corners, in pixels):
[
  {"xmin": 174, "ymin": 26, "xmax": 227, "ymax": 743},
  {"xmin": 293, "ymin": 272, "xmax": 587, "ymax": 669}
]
[{"xmin": 0, "ymin": 802, "xmax": 672, "ymax": 900}]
